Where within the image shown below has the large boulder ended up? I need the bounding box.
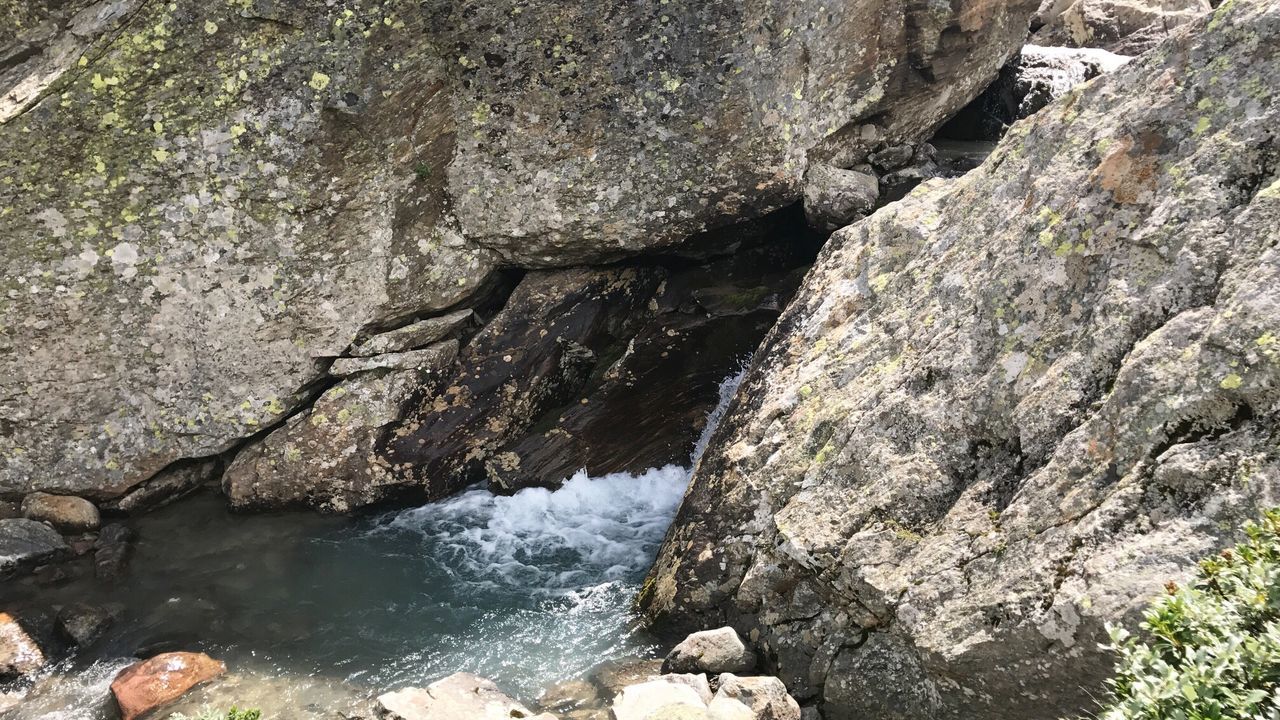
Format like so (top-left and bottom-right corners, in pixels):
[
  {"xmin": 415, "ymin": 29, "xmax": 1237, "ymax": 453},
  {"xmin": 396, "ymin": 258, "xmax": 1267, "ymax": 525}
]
[
  {"xmin": 1032, "ymin": 0, "xmax": 1211, "ymax": 53},
  {"xmin": 110, "ymin": 651, "xmax": 226, "ymax": 720},
  {"xmin": 0, "ymin": 0, "xmax": 1036, "ymax": 503},
  {"xmin": 644, "ymin": 3, "xmax": 1280, "ymax": 720}
]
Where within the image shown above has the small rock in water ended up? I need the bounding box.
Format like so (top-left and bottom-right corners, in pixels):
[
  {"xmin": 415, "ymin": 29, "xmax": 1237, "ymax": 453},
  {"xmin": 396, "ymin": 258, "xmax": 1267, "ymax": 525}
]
[
  {"xmin": 56, "ymin": 603, "xmax": 115, "ymax": 647},
  {"xmin": 0, "ymin": 518, "xmax": 69, "ymax": 576},
  {"xmin": 111, "ymin": 651, "xmax": 226, "ymax": 720},
  {"xmin": 20, "ymin": 492, "xmax": 100, "ymax": 532},
  {"xmin": 0, "ymin": 613, "xmax": 46, "ymax": 681},
  {"xmin": 663, "ymin": 628, "xmax": 757, "ymax": 676},
  {"xmin": 707, "ymin": 675, "xmax": 799, "ymax": 720},
  {"xmin": 94, "ymin": 522, "xmax": 134, "ymax": 581},
  {"xmin": 378, "ymin": 672, "xmax": 545, "ymax": 720},
  {"xmin": 591, "ymin": 658, "xmax": 664, "ymax": 699},
  {"xmin": 540, "ymin": 678, "xmax": 601, "ymax": 714},
  {"xmin": 613, "ymin": 675, "xmax": 712, "ymax": 720}
]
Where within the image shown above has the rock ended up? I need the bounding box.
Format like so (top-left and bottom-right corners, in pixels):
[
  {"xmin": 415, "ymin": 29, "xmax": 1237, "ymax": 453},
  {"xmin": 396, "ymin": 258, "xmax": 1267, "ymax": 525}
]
[
  {"xmin": 867, "ymin": 145, "xmax": 916, "ymax": 172},
  {"xmin": 94, "ymin": 523, "xmax": 134, "ymax": 581},
  {"xmin": 663, "ymin": 628, "xmax": 757, "ymax": 676},
  {"xmin": 940, "ymin": 45, "xmax": 1131, "ymax": 142},
  {"xmin": 0, "ymin": 0, "xmax": 1037, "ymax": 504},
  {"xmin": 350, "ymin": 309, "xmax": 477, "ymax": 357},
  {"xmin": 0, "ymin": 499, "xmax": 18, "ymax": 519},
  {"xmin": 164, "ymin": 671, "xmax": 374, "ymax": 720},
  {"xmin": 20, "ymin": 492, "xmax": 100, "ymax": 532},
  {"xmin": 708, "ymin": 676, "xmax": 800, "ymax": 720},
  {"xmin": 0, "ymin": 613, "xmax": 45, "ymax": 680},
  {"xmin": 377, "ymin": 672, "xmax": 540, "ymax": 720},
  {"xmin": 644, "ymin": 3, "xmax": 1280, "ymax": 719},
  {"xmin": 224, "ymin": 341, "xmax": 459, "ymax": 511},
  {"xmin": 1032, "ymin": 0, "xmax": 1210, "ymax": 54},
  {"xmin": 540, "ymin": 679, "xmax": 601, "ymax": 715},
  {"xmin": 803, "ymin": 165, "xmax": 880, "ymax": 232},
  {"xmin": 328, "ymin": 341, "xmax": 460, "ymax": 378},
  {"xmin": 592, "ymin": 659, "xmax": 666, "ymax": 700},
  {"xmin": 56, "ymin": 603, "xmax": 115, "ymax": 647},
  {"xmin": 103, "ymin": 459, "xmax": 219, "ymax": 514},
  {"xmin": 0, "ymin": 518, "xmax": 68, "ymax": 576},
  {"xmin": 613, "ymin": 675, "xmax": 713, "ymax": 720},
  {"xmin": 111, "ymin": 652, "xmax": 226, "ymax": 720}
]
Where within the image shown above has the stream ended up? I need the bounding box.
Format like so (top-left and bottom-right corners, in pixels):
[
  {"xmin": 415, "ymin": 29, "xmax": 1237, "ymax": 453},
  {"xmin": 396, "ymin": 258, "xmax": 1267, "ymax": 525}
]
[{"xmin": 1, "ymin": 369, "xmax": 746, "ymax": 719}]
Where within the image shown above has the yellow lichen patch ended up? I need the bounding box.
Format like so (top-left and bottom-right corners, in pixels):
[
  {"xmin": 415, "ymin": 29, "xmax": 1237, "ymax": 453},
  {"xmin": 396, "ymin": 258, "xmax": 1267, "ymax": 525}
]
[
  {"xmin": 1220, "ymin": 373, "xmax": 1243, "ymax": 390},
  {"xmin": 309, "ymin": 71, "xmax": 332, "ymax": 91}
]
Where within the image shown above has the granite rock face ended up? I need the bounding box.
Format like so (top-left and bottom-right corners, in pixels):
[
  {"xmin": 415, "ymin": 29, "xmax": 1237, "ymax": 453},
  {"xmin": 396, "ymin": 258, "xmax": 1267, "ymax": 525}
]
[
  {"xmin": 0, "ymin": 0, "xmax": 1036, "ymax": 503},
  {"xmin": 644, "ymin": 3, "xmax": 1280, "ymax": 719},
  {"xmin": 1032, "ymin": 0, "xmax": 1211, "ymax": 53}
]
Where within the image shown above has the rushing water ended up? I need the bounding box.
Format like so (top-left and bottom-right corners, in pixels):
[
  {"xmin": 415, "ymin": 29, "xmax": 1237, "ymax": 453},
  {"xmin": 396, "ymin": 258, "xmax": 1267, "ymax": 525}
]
[{"xmin": 2, "ymin": 369, "xmax": 747, "ymax": 718}]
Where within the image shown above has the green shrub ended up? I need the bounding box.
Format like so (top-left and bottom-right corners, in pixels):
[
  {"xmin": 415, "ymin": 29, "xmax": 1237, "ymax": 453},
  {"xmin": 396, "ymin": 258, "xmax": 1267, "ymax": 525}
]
[{"xmin": 1096, "ymin": 508, "xmax": 1280, "ymax": 720}]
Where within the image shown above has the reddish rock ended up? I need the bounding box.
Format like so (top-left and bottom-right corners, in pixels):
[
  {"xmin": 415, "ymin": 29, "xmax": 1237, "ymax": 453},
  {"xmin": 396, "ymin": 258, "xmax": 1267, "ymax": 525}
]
[
  {"xmin": 111, "ymin": 652, "xmax": 226, "ymax": 720},
  {"xmin": 0, "ymin": 613, "xmax": 45, "ymax": 680}
]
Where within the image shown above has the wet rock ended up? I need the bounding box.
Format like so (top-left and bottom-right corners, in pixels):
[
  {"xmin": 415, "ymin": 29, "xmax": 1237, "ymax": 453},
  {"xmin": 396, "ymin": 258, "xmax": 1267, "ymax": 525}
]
[
  {"xmin": 224, "ymin": 340, "xmax": 460, "ymax": 511},
  {"xmin": 0, "ymin": 613, "xmax": 46, "ymax": 681},
  {"xmin": 663, "ymin": 628, "xmax": 757, "ymax": 676},
  {"xmin": 166, "ymin": 671, "xmax": 375, "ymax": 720},
  {"xmin": 93, "ymin": 523, "xmax": 134, "ymax": 581},
  {"xmin": 0, "ymin": 0, "xmax": 1037, "ymax": 504},
  {"xmin": 591, "ymin": 659, "xmax": 666, "ymax": 700},
  {"xmin": 645, "ymin": 3, "xmax": 1280, "ymax": 719},
  {"xmin": 111, "ymin": 652, "xmax": 226, "ymax": 720},
  {"xmin": 708, "ymin": 676, "xmax": 800, "ymax": 720},
  {"xmin": 378, "ymin": 672, "xmax": 542, "ymax": 720},
  {"xmin": 613, "ymin": 675, "xmax": 713, "ymax": 720},
  {"xmin": 541, "ymin": 679, "xmax": 602, "ymax": 715},
  {"xmin": 350, "ymin": 309, "xmax": 477, "ymax": 357},
  {"xmin": 940, "ymin": 45, "xmax": 1131, "ymax": 142},
  {"xmin": 56, "ymin": 603, "xmax": 115, "ymax": 648},
  {"xmin": 103, "ymin": 459, "xmax": 219, "ymax": 515},
  {"xmin": 0, "ymin": 518, "xmax": 68, "ymax": 576},
  {"xmin": 1032, "ymin": 0, "xmax": 1210, "ymax": 54},
  {"xmin": 803, "ymin": 165, "xmax": 880, "ymax": 232},
  {"xmin": 868, "ymin": 145, "xmax": 916, "ymax": 172},
  {"xmin": 20, "ymin": 492, "xmax": 100, "ymax": 532}
]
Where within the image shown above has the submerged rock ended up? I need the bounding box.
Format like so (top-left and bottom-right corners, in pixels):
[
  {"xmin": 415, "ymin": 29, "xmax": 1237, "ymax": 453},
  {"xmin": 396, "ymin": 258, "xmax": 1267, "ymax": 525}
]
[
  {"xmin": 0, "ymin": 0, "xmax": 1036, "ymax": 504},
  {"xmin": 663, "ymin": 628, "xmax": 757, "ymax": 676},
  {"xmin": 56, "ymin": 603, "xmax": 115, "ymax": 648},
  {"xmin": 378, "ymin": 672, "xmax": 547, "ymax": 720},
  {"xmin": 0, "ymin": 613, "xmax": 45, "ymax": 681},
  {"xmin": 111, "ymin": 652, "xmax": 226, "ymax": 720},
  {"xmin": 645, "ymin": 3, "xmax": 1280, "ymax": 719},
  {"xmin": 20, "ymin": 492, "xmax": 100, "ymax": 533},
  {"xmin": 0, "ymin": 518, "xmax": 68, "ymax": 576},
  {"xmin": 93, "ymin": 523, "xmax": 134, "ymax": 581}
]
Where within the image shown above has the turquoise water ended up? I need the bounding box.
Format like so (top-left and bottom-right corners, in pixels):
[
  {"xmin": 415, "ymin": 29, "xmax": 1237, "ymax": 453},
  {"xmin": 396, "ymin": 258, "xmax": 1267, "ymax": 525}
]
[{"xmin": 2, "ymin": 370, "xmax": 746, "ymax": 719}]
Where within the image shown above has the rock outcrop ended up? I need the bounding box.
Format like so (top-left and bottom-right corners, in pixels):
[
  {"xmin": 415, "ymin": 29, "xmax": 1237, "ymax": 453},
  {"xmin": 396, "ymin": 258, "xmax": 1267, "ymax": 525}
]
[
  {"xmin": 1032, "ymin": 0, "xmax": 1211, "ymax": 53},
  {"xmin": 0, "ymin": 0, "xmax": 1037, "ymax": 503},
  {"xmin": 644, "ymin": 3, "xmax": 1280, "ymax": 719}
]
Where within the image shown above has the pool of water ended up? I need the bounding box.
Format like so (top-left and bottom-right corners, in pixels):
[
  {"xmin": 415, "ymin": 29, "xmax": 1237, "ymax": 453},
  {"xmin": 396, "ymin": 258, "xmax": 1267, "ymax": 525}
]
[{"xmin": 2, "ymin": 369, "xmax": 747, "ymax": 719}]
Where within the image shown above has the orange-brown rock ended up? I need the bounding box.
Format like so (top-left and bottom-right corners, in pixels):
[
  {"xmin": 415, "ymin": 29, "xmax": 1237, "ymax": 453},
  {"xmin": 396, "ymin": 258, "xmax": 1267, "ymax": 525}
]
[{"xmin": 111, "ymin": 652, "xmax": 226, "ymax": 720}]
